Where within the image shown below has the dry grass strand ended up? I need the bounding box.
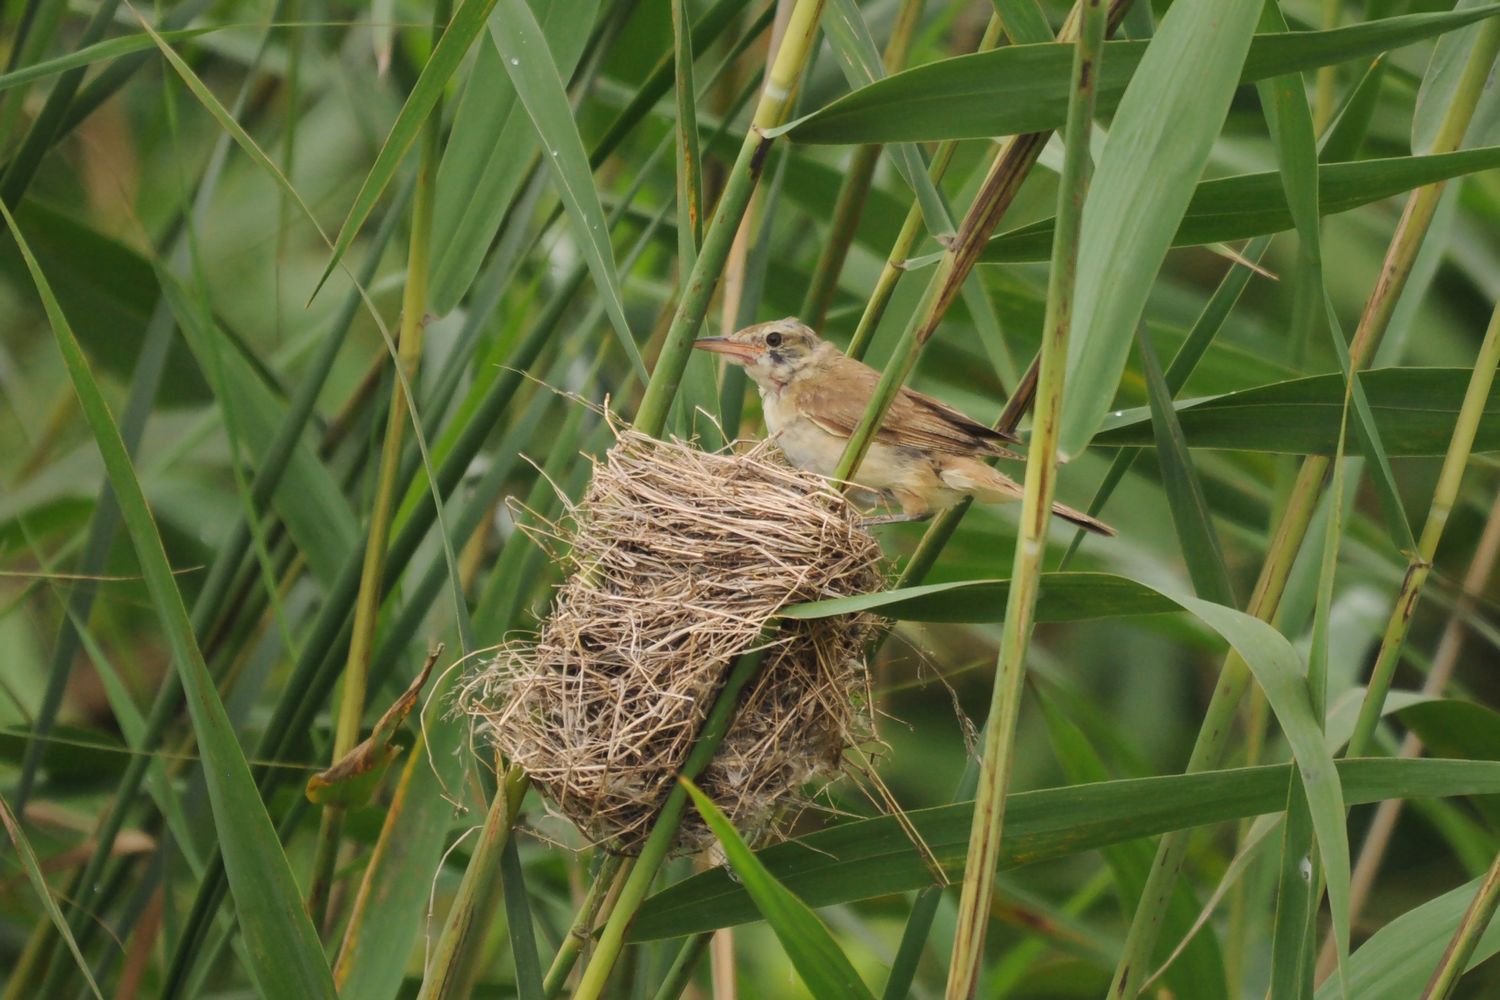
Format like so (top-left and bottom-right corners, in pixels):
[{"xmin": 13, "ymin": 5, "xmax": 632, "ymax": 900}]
[{"xmin": 459, "ymin": 428, "xmax": 885, "ymax": 852}]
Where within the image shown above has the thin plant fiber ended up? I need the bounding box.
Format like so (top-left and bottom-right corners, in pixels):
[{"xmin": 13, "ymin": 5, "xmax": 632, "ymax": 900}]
[{"xmin": 460, "ymin": 426, "xmax": 884, "ymax": 852}]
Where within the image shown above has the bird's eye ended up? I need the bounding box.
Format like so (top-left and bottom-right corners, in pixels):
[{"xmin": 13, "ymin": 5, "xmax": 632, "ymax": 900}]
[{"xmin": 765, "ymin": 331, "xmax": 783, "ymax": 348}]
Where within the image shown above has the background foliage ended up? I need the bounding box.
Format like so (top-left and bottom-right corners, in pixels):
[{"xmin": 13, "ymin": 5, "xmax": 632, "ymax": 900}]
[{"xmin": 3, "ymin": 0, "xmax": 1500, "ymax": 996}]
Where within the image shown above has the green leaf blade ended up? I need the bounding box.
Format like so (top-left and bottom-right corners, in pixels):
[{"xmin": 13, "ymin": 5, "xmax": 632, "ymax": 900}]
[
  {"xmin": 1056, "ymin": 0, "xmax": 1263, "ymax": 460},
  {"xmin": 631, "ymin": 758, "xmax": 1500, "ymax": 941},
  {"xmin": 683, "ymin": 779, "xmax": 877, "ymax": 1000},
  {"xmin": 0, "ymin": 204, "xmax": 338, "ymax": 1000},
  {"xmin": 315, "ymin": 0, "xmax": 502, "ymax": 298},
  {"xmin": 489, "ymin": 0, "xmax": 647, "ymax": 381},
  {"xmin": 786, "ymin": 6, "xmax": 1500, "ymax": 145}
]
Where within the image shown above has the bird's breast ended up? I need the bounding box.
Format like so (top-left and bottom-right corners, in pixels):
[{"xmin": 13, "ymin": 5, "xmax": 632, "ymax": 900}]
[
  {"xmin": 759, "ymin": 390, "xmax": 844, "ymax": 478},
  {"xmin": 774, "ymin": 418, "xmax": 848, "ymax": 477}
]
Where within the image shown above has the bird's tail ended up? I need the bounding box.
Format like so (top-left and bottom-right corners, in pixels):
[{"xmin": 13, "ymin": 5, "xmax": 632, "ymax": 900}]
[
  {"xmin": 944, "ymin": 458, "xmax": 1116, "ymax": 536},
  {"xmin": 1048, "ymin": 500, "xmax": 1115, "ymax": 537}
]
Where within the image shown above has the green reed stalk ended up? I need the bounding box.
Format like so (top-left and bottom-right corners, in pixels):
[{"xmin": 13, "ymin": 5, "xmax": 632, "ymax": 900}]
[
  {"xmin": 566, "ymin": 3, "xmax": 830, "ymax": 989},
  {"xmin": 832, "ymin": 0, "xmax": 1131, "ymax": 486},
  {"xmin": 799, "ymin": 0, "xmax": 926, "ymax": 329},
  {"xmin": 943, "ymin": 3, "xmax": 1108, "ymax": 996},
  {"xmin": 842, "ymin": 14, "xmax": 1006, "ymax": 363},
  {"xmin": 1319, "ymin": 493, "xmax": 1500, "ymax": 981},
  {"xmin": 1421, "ymin": 852, "xmax": 1500, "ymax": 999},
  {"xmin": 651, "ymin": 932, "xmax": 715, "ymax": 1000},
  {"xmin": 415, "ymin": 766, "xmax": 529, "ymax": 1000},
  {"xmin": 634, "ymin": 0, "xmax": 827, "ymax": 437},
  {"xmin": 1107, "ymin": 19, "xmax": 1500, "ymax": 1000},
  {"xmin": 570, "ymin": 649, "xmax": 768, "ymax": 1000},
  {"xmin": 1345, "ymin": 300, "xmax": 1500, "ymax": 756},
  {"xmin": 543, "ymin": 854, "xmax": 632, "ymax": 997},
  {"xmin": 307, "ymin": 2, "xmax": 450, "ymax": 924}
]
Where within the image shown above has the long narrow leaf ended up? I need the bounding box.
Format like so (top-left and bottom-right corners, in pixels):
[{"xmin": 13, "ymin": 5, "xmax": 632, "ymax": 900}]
[
  {"xmin": 313, "ymin": 0, "xmax": 501, "ymax": 297},
  {"xmin": 979, "ymin": 146, "xmax": 1500, "ymax": 262},
  {"xmin": 0, "ymin": 203, "xmax": 337, "ymax": 1000},
  {"xmin": 1314, "ymin": 873, "xmax": 1500, "ymax": 999},
  {"xmin": 683, "ymin": 779, "xmax": 877, "ymax": 1000},
  {"xmin": 1137, "ymin": 328, "xmax": 1235, "ymax": 606},
  {"xmin": 1055, "ymin": 0, "xmax": 1263, "ymax": 460},
  {"xmin": 427, "ymin": 0, "xmax": 599, "ymax": 313},
  {"xmin": 631, "ymin": 758, "xmax": 1500, "ymax": 940},
  {"xmin": 0, "ymin": 792, "xmax": 106, "ymax": 1000},
  {"xmin": 1092, "ymin": 367, "xmax": 1500, "ymax": 456},
  {"xmin": 490, "ymin": 0, "xmax": 647, "ymax": 380},
  {"xmin": 785, "ymin": 5, "xmax": 1500, "ymax": 144}
]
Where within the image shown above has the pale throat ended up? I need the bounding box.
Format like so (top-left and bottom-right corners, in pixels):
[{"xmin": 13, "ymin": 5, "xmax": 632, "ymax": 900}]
[{"xmin": 752, "ymin": 362, "xmax": 793, "ymax": 396}]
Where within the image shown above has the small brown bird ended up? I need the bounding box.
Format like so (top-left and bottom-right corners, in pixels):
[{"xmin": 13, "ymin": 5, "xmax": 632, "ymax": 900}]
[{"xmin": 693, "ymin": 318, "xmax": 1114, "ymax": 535}]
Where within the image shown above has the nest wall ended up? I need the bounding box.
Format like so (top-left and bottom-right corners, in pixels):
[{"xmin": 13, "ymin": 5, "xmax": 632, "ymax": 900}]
[{"xmin": 460, "ymin": 428, "xmax": 884, "ymax": 852}]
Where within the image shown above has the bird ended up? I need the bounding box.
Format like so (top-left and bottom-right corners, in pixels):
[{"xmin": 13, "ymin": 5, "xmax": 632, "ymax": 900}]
[{"xmin": 693, "ymin": 317, "xmax": 1114, "ymax": 536}]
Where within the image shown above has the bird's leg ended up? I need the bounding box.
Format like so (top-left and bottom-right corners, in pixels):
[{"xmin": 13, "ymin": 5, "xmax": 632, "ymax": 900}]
[
  {"xmin": 857, "ymin": 488, "xmax": 934, "ymax": 527},
  {"xmin": 860, "ymin": 511, "xmax": 934, "ymax": 527}
]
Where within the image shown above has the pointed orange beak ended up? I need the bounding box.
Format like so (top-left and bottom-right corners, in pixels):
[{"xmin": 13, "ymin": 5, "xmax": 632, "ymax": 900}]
[{"xmin": 692, "ymin": 337, "xmax": 759, "ymax": 364}]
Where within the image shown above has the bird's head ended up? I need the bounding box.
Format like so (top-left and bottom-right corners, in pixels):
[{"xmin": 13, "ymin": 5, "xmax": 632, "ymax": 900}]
[{"xmin": 693, "ymin": 318, "xmax": 828, "ymax": 390}]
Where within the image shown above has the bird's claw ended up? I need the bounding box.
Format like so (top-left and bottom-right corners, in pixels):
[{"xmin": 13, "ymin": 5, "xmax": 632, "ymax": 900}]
[{"xmin": 859, "ymin": 512, "xmax": 933, "ymax": 527}]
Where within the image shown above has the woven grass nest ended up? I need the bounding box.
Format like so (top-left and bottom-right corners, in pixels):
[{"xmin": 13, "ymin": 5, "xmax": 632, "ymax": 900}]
[{"xmin": 459, "ymin": 426, "xmax": 885, "ymax": 853}]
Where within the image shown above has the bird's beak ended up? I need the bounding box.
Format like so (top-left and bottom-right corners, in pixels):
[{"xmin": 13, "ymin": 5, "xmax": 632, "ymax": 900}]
[{"xmin": 692, "ymin": 337, "xmax": 759, "ymax": 364}]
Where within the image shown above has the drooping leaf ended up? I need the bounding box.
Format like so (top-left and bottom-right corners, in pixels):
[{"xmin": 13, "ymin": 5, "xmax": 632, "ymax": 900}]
[
  {"xmin": 630, "ymin": 758, "xmax": 1500, "ymax": 940},
  {"xmin": 0, "ymin": 792, "xmax": 106, "ymax": 1000},
  {"xmin": 314, "ymin": 0, "xmax": 502, "ymax": 297},
  {"xmin": 683, "ymin": 779, "xmax": 877, "ymax": 1000},
  {"xmin": 979, "ymin": 147, "xmax": 1500, "ymax": 263},
  {"xmin": 1, "ymin": 202, "xmax": 338, "ymax": 1000},
  {"xmin": 1313, "ymin": 872, "xmax": 1500, "ymax": 1000},
  {"xmin": 1055, "ymin": 0, "xmax": 1263, "ymax": 460},
  {"xmin": 427, "ymin": 0, "xmax": 600, "ymax": 313},
  {"xmin": 1035, "ymin": 689, "xmax": 1228, "ymax": 1000},
  {"xmin": 488, "ymin": 0, "xmax": 646, "ymax": 380},
  {"xmin": 783, "ymin": 5, "xmax": 1500, "ymax": 144},
  {"xmin": 1091, "ymin": 367, "xmax": 1500, "ymax": 456},
  {"xmin": 305, "ymin": 646, "xmax": 437, "ymax": 807}
]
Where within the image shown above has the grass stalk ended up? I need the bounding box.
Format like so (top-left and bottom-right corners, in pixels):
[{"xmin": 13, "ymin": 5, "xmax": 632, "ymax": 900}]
[
  {"xmin": 942, "ymin": 2, "xmax": 1109, "ymax": 996},
  {"xmin": 1344, "ymin": 300, "xmax": 1500, "ymax": 757},
  {"xmin": 571, "ymin": 649, "xmax": 769, "ymax": 1000},
  {"xmin": 308, "ymin": 7, "xmax": 447, "ymax": 920},
  {"xmin": 575, "ymin": 5, "xmax": 825, "ymax": 989},
  {"xmin": 543, "ymin": 854, "xmax": 632, "ymax": 997},
  {"xmin": 832, "ymin": 0, "xmax": 1131, "ymax": 486},
  {"xmin": 651, "ymin": 932, "xmax": 715, "ymax": 1000},
  {"xmin": 415, "ymin": 765, "xmax": 529, "ymax": 1000},
  {"xmin": 1312, "ymin": 0, "xmax": 1341, "ymax": 131},
  {"xmin": 799, "ymin": 0, "xmax": 926, "ymax": 329},
  {"xmin": 1420, "ymin": 851, "xmax": 1500, "ymax": 999},
  {"xmin": 633, "ymin": 0, "xmax": 826, "ymax": 437},
  {"xmin": 842, "ymin": 12, "xmax": 1006, "ymax": 362},
  {"xmin": 1107, "ymin": 19, "xmax": 1500, "ymax": 1000},
  {"xmin": 1317, "ymin": 491, "xmax": 1500, "ymax": 980}
]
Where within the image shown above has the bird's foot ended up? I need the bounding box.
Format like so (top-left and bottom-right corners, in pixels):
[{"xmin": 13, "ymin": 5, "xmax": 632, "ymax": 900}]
[{"xmin": 859, "ymin": 511, "xmax": 933, "ymax": 527}]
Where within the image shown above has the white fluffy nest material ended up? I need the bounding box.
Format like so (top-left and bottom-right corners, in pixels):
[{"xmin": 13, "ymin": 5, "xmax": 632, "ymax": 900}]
[{"xmin": 459, "ymin": 427, "xmax": 885, "ymax": 852}]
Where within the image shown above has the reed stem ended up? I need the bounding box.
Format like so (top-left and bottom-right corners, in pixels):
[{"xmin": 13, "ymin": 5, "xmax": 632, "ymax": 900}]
[
  {"xmin": 943, "ymin": 2, "xmax": 1109, "ymax": 995},
  {"xmin": 634, "ymin": 0, "xmax": 827, "ymax": 437},
  {"xmin": 1346, "ymin": 300, "xmax": 1500, "ymax": 757},
  {"xmin": 308, "ymin": 0, "xmax": 449, "ymax": 923},
  {"xmin": 571, "ymin": 649, "xmax": 768, "ymax": 1000},
  {"xmin": 1107, "ymin": 19, "xmax": 1500, "ymax": 1000}
]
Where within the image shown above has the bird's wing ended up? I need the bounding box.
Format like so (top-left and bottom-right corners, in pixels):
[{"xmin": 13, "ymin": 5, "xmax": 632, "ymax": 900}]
[{"xmin": 796, "ymin": 358, "xmax": 1021, "ymax": 458}]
